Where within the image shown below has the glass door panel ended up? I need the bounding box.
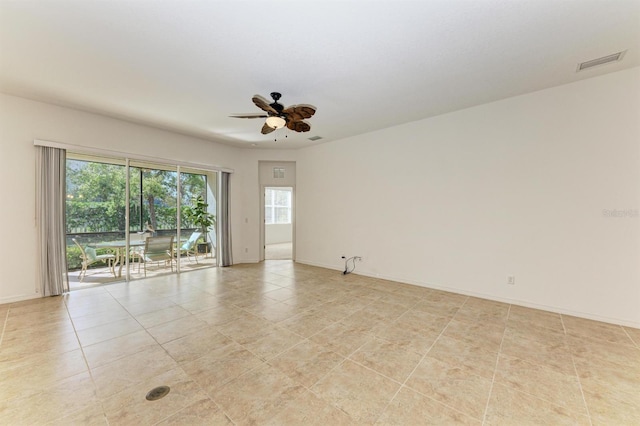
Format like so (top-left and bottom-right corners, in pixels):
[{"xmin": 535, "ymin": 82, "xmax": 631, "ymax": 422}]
[
  {"xmin": 178, "ymin": 168, "xmax": 218, "ymax": 270},
  {"xmin": 65, "ymin": 155, "xmax": 128, "ymax": 289},
  {"xmin": 128, "ymin": 161, "xmax": 178, "ymax": 280}
]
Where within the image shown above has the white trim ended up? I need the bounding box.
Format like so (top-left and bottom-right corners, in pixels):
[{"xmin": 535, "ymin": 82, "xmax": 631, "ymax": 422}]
[
  {"xmin": 125, "ymin": 159, "xmax": 131, "ymax": 281},
  {"xmin": 33, "ymin": 139, "xmax": 234, "ymax": 173},
  {"xmin": 0, "ymin": 293, "xmax": 41, "ymax": 305}
]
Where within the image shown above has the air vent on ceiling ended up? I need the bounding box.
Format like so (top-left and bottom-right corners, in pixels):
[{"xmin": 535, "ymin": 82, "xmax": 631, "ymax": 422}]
[
  {"xmin": 273, "ymin": 167, "xmax": 285, "ymax": 179},
  {"xmin": 577, "ymin": 51, "xmax": 626, "ymax": 72},
  {"xmin": 308, "ymin": 136, "xmax": 323, "ymax": 141}
]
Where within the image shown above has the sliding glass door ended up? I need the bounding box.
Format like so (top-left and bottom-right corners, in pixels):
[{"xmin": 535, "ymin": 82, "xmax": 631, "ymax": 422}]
[{"xmin": 65, "ymin": 154, "xmax": 217, "ymax": 289}]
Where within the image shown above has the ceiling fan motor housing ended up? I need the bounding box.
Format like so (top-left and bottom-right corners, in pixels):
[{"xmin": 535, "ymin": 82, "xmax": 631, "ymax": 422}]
[
  {"xmin": 269, "ymin": 92, "xmax": 284, "ymax": 114},
  {"xmin": 270, "ymin": 103, "xmax": 285, "ymax": 114}
]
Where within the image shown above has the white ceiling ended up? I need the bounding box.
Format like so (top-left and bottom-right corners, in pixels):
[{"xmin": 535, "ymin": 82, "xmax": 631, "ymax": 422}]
[{"xmin": 1, "ymin": 0, "xmax": 639, "ymax": 149}]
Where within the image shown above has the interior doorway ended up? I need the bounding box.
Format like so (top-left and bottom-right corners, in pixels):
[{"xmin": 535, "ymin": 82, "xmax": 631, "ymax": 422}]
[
  {"xmin": 259, "ymin": 161, "xmax": 295, "ymax": 262},
  {"xmin": 264, "ymin": 186, "xmax": 293, "ymax": 260}
]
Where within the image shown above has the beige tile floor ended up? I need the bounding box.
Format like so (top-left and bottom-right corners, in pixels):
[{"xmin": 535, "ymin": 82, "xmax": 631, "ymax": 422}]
[
  {"xmin": 265, "ymin": 243, "xmax": 292, "ymax": 260},
  {"xmin": 1, "ymin": 261, "xmax": 639, "ymax": 425}
]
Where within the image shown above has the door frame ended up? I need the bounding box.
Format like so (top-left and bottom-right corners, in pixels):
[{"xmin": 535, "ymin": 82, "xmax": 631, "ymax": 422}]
[{"xmin": 260, "ymin": 185, "xmax": 295, "ymax": 261}]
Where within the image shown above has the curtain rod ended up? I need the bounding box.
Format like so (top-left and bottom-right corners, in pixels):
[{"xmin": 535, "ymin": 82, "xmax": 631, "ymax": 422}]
[{"xmin": 33, "ymin": 139, "xmax": 234, "ymax": 173}]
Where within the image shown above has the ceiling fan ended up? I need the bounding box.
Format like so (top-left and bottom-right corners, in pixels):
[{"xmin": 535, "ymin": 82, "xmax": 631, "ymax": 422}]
[{"xmin": 230, "ymin": 92, "xmax": 316, "ymax": 135}]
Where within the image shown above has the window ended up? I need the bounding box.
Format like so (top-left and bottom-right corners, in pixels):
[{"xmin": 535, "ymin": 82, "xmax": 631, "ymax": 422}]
[{"xmin": 265, "ymin": 188, "xmax": 292, "ymax": 224}]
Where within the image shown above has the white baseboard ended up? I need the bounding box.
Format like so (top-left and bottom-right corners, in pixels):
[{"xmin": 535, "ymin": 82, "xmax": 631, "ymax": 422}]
[
  {"xmin": 0, "ymin": 292, "xmax": 41, "ymax": 305},
  {"xmin": 295, "ymin": 259, "xmax": 342, "ymax": 272},
  {"xmin": 235, "ymin": 258, "xmax": 260, "ymax": 264}
]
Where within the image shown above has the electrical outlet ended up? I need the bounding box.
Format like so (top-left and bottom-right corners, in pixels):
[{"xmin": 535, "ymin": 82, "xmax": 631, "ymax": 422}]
[
  {"xmin": 507, "ymin": 275, "xmax": 515, "ymax": 285},
  {"xmin": 245, "ymin": 248, "xmax": 248, "ymax": 253}
]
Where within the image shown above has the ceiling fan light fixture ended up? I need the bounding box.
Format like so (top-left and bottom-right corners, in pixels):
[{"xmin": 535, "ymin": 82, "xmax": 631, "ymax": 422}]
[{"xmin": 265, "ymin": 116, "xmax": 286, "ymax": 129}]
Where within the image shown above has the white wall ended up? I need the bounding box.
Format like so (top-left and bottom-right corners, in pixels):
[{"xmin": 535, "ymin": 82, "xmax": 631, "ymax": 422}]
[
  {"xmin": 266, "ymin": 224, "xmax": 293, "ymax": 244},
  {"xmin": 296, "ymin": 68, "xmax": 640, "ymax": 327},
  {"xmin": 0, "ymin": 94, "xmax": 251, "ymax": 303},
  {"xmin": 259, "ymin": 162, "xmax": 297, "ymax": 186}
]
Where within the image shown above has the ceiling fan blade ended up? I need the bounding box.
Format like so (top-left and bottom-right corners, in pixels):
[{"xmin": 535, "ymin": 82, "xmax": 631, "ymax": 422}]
[
  {"xmin": 286, "ymin": 120, "xmax": 311, "ymax": 132},
  {"xmin": 282, "ymin": 104, "xmax": 316, "ymax": 121},
  {"xmin": 261, "ymin": 122, "xmax": 276, "ymax": 134},
  {"xmin": 229, "ymin": 113, "xmax": 269, "ymax": 119},
  {"xmin": 252, "ymin": 95, "xmax": 278, "ymax": 115}
]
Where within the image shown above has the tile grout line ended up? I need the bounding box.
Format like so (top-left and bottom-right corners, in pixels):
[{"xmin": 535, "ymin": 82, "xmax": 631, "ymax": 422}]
[
  {"xmin": 267, "ymin": 304, "xmax": 397, "ymax": 423},
  {"xmin": 164, "ymin": 333, "xmax": 240, "ymax": 425},
  {"xmin": 621, "ymin": 325, "xmax": 639, "ymax": 349},
  {"xmin": 480, "ymin": 303, "xmax": 511, "ymax": 426},
  {"xmin": 63, "ymin": 293, "xmax": 111, "ymax": 426},
  {"xmin": 372, "ymin": 295, "xmax": 470, "ymax": 424},
  {"xmin": 561, "ymin": 314, "xmax": 594, "ymax": 426},
  {"xmin": 186, "ymin": 302, "xmax": 347, "ymax": 425},
  {"xmin": 299, "ymin": 340, "xmax": 372, "ymax": 422},
  {"xmin": 349, "ymin": 341, "xmax": 475, "ymax": 422},
  {"xmin": 491, "ymin": 311, "xmax": 589, "ymax": 419},
  {"xmin": 191, "ymin": 335, "xmax": 302, "ymax": 425},
  {"xmin": 0, "ymin": 308, "xmax": 9, "ymax": 348}
]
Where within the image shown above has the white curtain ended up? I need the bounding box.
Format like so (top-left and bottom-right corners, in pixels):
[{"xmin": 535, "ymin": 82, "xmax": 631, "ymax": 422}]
[
  {"xmin": 36, "ymin": 146, "xmax": 69, "ymax": 296},
  {"xmin": 219, "ymin": 172, "xmax": 233, "ymax": 267}
]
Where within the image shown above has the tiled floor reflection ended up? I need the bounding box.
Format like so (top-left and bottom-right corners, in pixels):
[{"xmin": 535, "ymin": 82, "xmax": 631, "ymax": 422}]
[
  {"xmin": 1, "ymin": 261, "xmax": 638, "ymax": 425},
  {"xmin": 68, "ymin": 255, "xmax": 218, "ymax": 291}
]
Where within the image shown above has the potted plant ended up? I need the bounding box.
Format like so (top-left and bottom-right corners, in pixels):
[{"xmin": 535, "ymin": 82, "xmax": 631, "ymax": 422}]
[{"xmin": 183, "ymin": 195, "xmax": 216, "ymax": 254}]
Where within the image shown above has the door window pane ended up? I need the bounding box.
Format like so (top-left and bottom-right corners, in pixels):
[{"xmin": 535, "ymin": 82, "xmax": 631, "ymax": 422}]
[{"xmin": 265, "ymin": 188, "xmax": 292, "ymax": 224}]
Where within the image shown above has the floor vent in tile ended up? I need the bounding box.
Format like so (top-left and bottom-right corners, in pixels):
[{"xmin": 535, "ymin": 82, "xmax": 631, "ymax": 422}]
[{"xmin": 146, "ymin": 386, "xmax": 170, "ymax": 401}]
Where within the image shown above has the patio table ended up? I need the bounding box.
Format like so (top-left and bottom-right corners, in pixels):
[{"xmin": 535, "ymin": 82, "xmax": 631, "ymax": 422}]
[
  {"xmin": 95, "ymin": 240, "xmax": 146, "ymax": 278},
  {"xmin": 95, "ymin": 236, "xmax": 187, "ymax": 277}
]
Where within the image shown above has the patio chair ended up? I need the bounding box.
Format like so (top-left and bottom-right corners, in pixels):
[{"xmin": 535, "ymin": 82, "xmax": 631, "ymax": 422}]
[
  {"xmin": 142, "ymin": 235, "xmax": 174, "ymax": 276},
  {"xmin": 130, "ymin": 231, "xmax": 151, "ymax": 272},
  {"xmin": 72, "ymin": 238, "xmax": 116, "ymax": 281},
  {"xmin": 177, "ymin": 231, "xmax": 202, "ymax": 263}
]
